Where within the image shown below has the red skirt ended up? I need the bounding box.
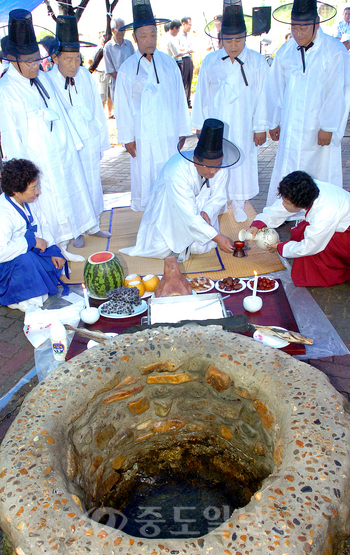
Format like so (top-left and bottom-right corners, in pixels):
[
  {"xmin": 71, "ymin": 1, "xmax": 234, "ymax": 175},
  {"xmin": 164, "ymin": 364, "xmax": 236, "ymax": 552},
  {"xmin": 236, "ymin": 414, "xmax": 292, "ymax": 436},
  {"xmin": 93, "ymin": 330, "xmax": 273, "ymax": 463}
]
[{"xmin": 290, "ymin": 221, "xmax": 350, "ymax": 287}]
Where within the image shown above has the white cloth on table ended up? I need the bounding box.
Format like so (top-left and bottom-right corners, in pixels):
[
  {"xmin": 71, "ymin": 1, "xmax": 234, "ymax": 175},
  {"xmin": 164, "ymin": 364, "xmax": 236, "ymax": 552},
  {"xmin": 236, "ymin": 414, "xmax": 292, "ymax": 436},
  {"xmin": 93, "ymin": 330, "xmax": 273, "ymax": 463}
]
[
  {"xmin": 254, "ymin": 180, "xmax": 350, "ymax": 258},
  {"xmin": 115, "ymin": 49, "xmax": 191, "ymax": 212},
  {"xmin": 265, "ymin": 28, "xmax": 350, "ymax": 206},
  {"xmin": 104, "ymin": 37, "xmax": 135, "ymax": 95},
  {"xmin": 0, "ymin": 65, "xmax": 98, "ymax": 244},
  {"xmin": 192, "ymin": 45, "xmax": 269, "ymax": 202},
  {"xmin": 49, "ymin": 64, "xmax": 110, "ymax": 225},
  {"xmin": 119, "ymin": 153, "xmax": 228, "ymax": 261}
]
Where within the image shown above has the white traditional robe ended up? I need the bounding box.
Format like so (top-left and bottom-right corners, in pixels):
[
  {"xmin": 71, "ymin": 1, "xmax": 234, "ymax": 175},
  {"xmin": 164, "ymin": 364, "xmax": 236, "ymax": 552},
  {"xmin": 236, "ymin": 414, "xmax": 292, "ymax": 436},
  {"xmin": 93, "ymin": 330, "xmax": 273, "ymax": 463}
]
[
  {"xmin": 192, "ymin": 45, "xmax": 269, "ymax": 202},
  {"xmin": 266, "ymin": 28, "xmax": 350, "ymax": 206},
  {"xmin": 120, "ymin": 153, "xmax": 228, "ymax": 261},
  {"xmin": 49, "ymin": 64, "xmax": 110, "ymax": 219},
  {"xmin": 0, "ymin": 65, "xmax": 98, "ymax": 245},
  {"xmin": 115, "ymin": 49, "xmax": 191, "ymax": 212},
  {"xmin": 0, "ymin": 193, "xmax": 67, "ymax": 306},
  {"xmin": 254, "ymin": 180, "xmax": 350, "ymax": 258},
  {"xmin": 0, "ymin": 194, "xmax": 56, "ymax": 263}
]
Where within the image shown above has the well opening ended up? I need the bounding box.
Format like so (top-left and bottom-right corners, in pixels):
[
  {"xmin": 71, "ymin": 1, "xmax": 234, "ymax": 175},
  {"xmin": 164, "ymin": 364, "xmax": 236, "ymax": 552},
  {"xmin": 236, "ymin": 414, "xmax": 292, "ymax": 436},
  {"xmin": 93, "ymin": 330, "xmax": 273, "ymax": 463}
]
[
  {"xmin": 93, "ymin": 435, "xmax": 272, "ymax": 538},
  {"xmin": 67, "ymin": 356, "xmax": 275, "ymax": 539},
  {"xmin": 1, "ymin": 326, "xmax": 350, "ymax": 555}
]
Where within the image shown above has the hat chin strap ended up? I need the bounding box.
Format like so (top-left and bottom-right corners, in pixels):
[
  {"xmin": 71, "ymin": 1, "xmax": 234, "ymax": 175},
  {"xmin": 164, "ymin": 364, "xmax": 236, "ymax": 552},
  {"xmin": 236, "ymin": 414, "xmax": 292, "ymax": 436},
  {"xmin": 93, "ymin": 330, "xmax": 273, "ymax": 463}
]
[
  {"xmin": 136, "ymin": 52, "xmax": 159, "ymax": 83},
  {"xmin": 222, "ymin": 54, "xmax": 248, "ymax": 86},
  {"xmin": 296, "ymin": 36, "xmax": 314, "ymax": 73}
]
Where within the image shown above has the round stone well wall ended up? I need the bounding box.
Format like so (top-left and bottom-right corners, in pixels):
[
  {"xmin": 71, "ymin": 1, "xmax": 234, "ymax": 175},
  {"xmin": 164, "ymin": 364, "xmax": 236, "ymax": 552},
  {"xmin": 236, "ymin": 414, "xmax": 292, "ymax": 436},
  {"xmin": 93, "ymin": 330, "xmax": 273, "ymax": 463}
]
[{"xmin": 1, "ymin": 325, "xmax": 350, "ymax": 555}]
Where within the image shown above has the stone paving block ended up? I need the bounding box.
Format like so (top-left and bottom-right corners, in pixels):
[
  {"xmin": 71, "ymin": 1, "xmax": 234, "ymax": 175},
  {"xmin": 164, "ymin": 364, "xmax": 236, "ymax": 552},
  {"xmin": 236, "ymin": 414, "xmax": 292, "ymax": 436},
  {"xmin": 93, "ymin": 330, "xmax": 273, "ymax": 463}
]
[
  {"xmin": 0, "ymin": 341, "xmax": 20, "ymax": 359},
  {"xmin": 0, "ymin": 349, "xmax": 33, "ymax": 387},
  {"xmin": 0, "ymin": 315, "xmax": 16, "ymax": 328},
  {"xmin": 8, "ymin": 332, "xmax": 31, "ymax": 348},
  {"xmin": 0, "ymin": 321, "xmax": 24, "ymax": 342}
]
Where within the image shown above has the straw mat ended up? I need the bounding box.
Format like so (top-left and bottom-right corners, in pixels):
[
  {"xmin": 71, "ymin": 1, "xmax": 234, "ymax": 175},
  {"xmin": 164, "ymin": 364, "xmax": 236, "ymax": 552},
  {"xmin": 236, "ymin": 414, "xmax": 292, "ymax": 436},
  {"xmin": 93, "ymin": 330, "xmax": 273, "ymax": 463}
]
[{"xmin": 63, "ymin": 202, "xmax": 285, "ymax": 284}]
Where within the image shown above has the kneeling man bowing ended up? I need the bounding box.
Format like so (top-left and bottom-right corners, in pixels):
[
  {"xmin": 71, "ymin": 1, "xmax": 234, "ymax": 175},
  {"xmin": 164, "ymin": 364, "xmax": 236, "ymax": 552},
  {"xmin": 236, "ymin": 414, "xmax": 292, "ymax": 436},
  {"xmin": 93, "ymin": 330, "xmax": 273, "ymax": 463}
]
[{"xmin": 120, "ymin": 118, "xmax": 240, "ymax": 262}]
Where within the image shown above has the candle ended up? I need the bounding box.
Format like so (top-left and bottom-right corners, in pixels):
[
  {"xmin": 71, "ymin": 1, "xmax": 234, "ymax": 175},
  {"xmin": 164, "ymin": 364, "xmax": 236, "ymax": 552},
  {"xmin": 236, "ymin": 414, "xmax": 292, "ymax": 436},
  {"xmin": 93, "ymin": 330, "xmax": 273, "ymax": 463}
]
[
  {"xmin": 252, "ymin": 271, "xmax": 258, "ymax": 298},
  {"xmin": 82, "ymin": 283, "xmax": 90, "ymax": 309}
]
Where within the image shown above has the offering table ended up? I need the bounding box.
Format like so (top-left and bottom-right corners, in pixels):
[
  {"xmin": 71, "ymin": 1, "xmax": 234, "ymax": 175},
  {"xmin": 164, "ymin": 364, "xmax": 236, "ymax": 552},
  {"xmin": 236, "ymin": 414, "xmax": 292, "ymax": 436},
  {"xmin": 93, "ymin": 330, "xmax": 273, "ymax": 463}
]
[{"xmin": 66, "ymin": 279, "xmax": 306, "ymax": 360}]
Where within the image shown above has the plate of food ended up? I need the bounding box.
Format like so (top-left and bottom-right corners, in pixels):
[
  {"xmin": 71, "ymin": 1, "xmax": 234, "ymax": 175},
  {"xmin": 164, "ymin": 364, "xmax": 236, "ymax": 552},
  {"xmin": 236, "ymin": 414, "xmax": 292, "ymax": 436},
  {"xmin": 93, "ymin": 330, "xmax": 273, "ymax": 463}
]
[
  {"xmin": 247, "ymin": 276, "xmax": 279, "ymax": 293},
  {"xmin": 187, "ymin": 276, "xmax": 215, "ymax": 293},
  {"xmin": 253, "ymin": 326, "xmax": 289, "ymax": 349},
  {"xmin": 215, "ymin": 277, "xmax": 246, "ymax": 293},
  {"xmin": 99, "ymin": 300, "xmax": 147, "ymax": 319}
]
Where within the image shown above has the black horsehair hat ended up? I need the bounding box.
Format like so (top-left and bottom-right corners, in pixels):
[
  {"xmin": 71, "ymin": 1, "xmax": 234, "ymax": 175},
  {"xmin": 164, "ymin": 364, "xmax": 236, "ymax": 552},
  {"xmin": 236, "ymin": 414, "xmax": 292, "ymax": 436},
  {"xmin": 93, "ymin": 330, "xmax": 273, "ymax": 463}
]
[
  {"xmin": 205, "ymin": 0, "xmax": 260, "ymax": 40},
  {"xmin": 119, "ymin": 0, "xmax": 170, "ymax": 32},
  {"xmin": 56, "ymin": 15, "xmax": 96, "ymax": 52},
  {"xmin": 178, "ymin": 119, "xmax": 240, "ymax": 169},
  {"xmin": 273, "ymin": 0, "xmax": 336, "ymax": 25},
  {"xmin": 0, "ymin": 9, "xmax": 59, "ymax": 62}
]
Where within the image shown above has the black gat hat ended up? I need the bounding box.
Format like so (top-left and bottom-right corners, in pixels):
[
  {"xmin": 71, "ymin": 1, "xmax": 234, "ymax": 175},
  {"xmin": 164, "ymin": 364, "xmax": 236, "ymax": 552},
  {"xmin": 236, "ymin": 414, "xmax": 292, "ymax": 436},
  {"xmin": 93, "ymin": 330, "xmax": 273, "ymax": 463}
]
[
  {"xmin": 0, "ymin": 9, "xmax": 59, "ymax": 62},
  {"xmin": 178, "ymin": 118, "xmax": 241, "ymax": 169},
  {"xmin": 273, "ymin": 0, "xmax": 336, "ymax": 25},
  {"xmin": 55, "ymin": 15, "xmax": 96, "ymax": 52},
  {"xmin": 205, "ymin": 0, "xmax": 260, "ymax": 40},
  {"xmin": 118, "ymin": 0, "xmax": 170, "ymax": 32}
]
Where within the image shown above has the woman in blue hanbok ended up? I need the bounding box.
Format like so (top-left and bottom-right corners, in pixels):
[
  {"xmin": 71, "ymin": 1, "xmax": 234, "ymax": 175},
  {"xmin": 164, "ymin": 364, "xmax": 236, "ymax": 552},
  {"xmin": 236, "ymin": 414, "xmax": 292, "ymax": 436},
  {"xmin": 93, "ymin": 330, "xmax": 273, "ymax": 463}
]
[{"xmin": 0, "ymin": 159, "xmax": 68, "ymax": 312}]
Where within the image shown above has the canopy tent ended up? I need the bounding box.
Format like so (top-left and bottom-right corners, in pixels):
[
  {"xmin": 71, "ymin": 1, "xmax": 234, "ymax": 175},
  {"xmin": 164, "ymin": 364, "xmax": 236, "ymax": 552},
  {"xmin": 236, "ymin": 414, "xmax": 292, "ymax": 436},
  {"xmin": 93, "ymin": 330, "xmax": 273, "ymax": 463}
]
[{"xmin": 0, "ymin": 1, "xmax": 43, "ymax": 24}]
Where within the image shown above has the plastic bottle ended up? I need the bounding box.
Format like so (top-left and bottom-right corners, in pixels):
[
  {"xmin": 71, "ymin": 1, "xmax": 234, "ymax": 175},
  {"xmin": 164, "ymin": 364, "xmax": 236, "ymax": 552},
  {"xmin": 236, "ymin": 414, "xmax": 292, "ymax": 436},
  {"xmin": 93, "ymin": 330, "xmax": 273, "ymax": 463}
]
[{"xmin": 50, "ymin": 317, "xmax": 67, "ymax": 362}]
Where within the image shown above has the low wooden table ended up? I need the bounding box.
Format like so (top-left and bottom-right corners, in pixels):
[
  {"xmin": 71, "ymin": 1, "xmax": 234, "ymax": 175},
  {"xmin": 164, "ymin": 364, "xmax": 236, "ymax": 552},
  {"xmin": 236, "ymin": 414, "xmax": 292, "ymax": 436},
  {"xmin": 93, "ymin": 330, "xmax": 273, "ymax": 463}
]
[{"xmin": 66, "ymin": 279, "xmax": 306, "ymax": 360}]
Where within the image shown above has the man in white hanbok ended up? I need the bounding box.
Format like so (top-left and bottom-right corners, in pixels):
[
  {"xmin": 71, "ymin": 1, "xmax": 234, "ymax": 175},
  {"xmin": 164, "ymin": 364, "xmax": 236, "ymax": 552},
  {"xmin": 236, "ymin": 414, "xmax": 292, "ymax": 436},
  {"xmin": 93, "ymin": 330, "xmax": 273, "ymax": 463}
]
[
  {"xmin": 266, "ymin": 0, "xmax": 350, "ymax": 206},
  {"xmin": 120, "ymin": 119, "xmax": 240, "ymax": 261},
  {"xmin": 50, "ymin": 15, "xmax": 111, "ymax": 248},
  {"xmin": 0, "ymin": 10, "xmax": 98, "ymax": 262},
  {"xmin": 192, "ymin": 3, "xmax": 268, "ymax": 223},
  {"xmin": 116, "ymin": 0, "xmax": 191, "ymax": 212}
]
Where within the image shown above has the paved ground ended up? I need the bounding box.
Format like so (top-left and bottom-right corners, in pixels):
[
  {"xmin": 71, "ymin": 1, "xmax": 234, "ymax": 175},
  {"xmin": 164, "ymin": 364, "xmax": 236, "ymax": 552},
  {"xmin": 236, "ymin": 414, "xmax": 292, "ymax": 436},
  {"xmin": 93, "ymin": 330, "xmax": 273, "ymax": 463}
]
[{"xmin": 0, "ymin": 121, "xmax": 350, "ymax": 443}]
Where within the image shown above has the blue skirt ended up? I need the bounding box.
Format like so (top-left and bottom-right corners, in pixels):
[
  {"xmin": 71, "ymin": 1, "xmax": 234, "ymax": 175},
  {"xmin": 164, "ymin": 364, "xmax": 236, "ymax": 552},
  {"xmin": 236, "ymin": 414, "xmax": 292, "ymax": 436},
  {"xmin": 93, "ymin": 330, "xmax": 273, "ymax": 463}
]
[{"xmin": 0, "ymin": 246, "xmax": 65, "ymax": 306}]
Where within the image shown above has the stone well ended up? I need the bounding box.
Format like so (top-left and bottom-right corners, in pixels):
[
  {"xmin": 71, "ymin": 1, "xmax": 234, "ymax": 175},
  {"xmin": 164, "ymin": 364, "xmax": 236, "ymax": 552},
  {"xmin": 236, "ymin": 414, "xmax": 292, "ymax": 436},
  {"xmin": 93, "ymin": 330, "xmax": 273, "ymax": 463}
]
[{"xmin": 1, "ymin": 325, "xmax": 350, "ymax": 555}]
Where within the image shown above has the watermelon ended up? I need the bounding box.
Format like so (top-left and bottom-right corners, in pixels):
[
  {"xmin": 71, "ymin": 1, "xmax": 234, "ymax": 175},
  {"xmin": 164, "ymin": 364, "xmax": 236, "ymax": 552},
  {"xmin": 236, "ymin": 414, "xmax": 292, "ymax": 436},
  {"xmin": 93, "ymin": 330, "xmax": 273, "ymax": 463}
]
[{"xmin": 83, "ymin": 252, "xmax": 124, "ymax": 298}]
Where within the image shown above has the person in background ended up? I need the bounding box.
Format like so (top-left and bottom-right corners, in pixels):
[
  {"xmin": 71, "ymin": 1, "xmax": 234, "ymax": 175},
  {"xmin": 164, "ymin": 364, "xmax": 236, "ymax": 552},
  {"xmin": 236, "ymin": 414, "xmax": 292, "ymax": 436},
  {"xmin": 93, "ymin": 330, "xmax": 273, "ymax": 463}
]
[
  {"xmin": 0, "ymin": 159, "xmax": 69, "ymax": 312},
  {"xmin": 206, "ymin": 15, "xmax": 223, "ymax": 51},
  {"xmin": 50, "ymin": 15, "xmax": 111, "ymax": 249},
  {"xmin": 166, "ymin": 20, "xmax": 183, "ymax": 73},
  {"xmin": 88, "ymin": 32, "xmax": 114, "ymax": 118},
  {"xmin": 265, "ymin": 0, "xmax": 350, "ymax": 207},
  {"xmin": 178, "ymin": 16, "xmax": 194, "ymax": 108},
  {"xmin": 120, "ymin": 119, "xmax": 240, "ymax": 261},
  {"xmin": 341, "ymin": 32, "xmax": 350, "ymax": 50},
  {"xmin": 104, "ymin": 18, "xmax": 135, "ymax": 101},
  {"xmin": 192, "ymin": 3, "xmax": 269, "ymax": 223},
  {"xmin": 248, "ymin": 171, "xmax": 350, "ymax": 287},
  {"xmin": 0, "ymin": 9, "xmax": 99, "ymax": 262},
  {"xmin": 159, "ymin": 21, "xmax": 170, "ymax": 53},
  {"xmin": 335, "ymin": 7, "xmax": 350, "ymax": 39},
  {"xmin": 115, "ymin": 0, "xmax": 191, "ymax": 212}
]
